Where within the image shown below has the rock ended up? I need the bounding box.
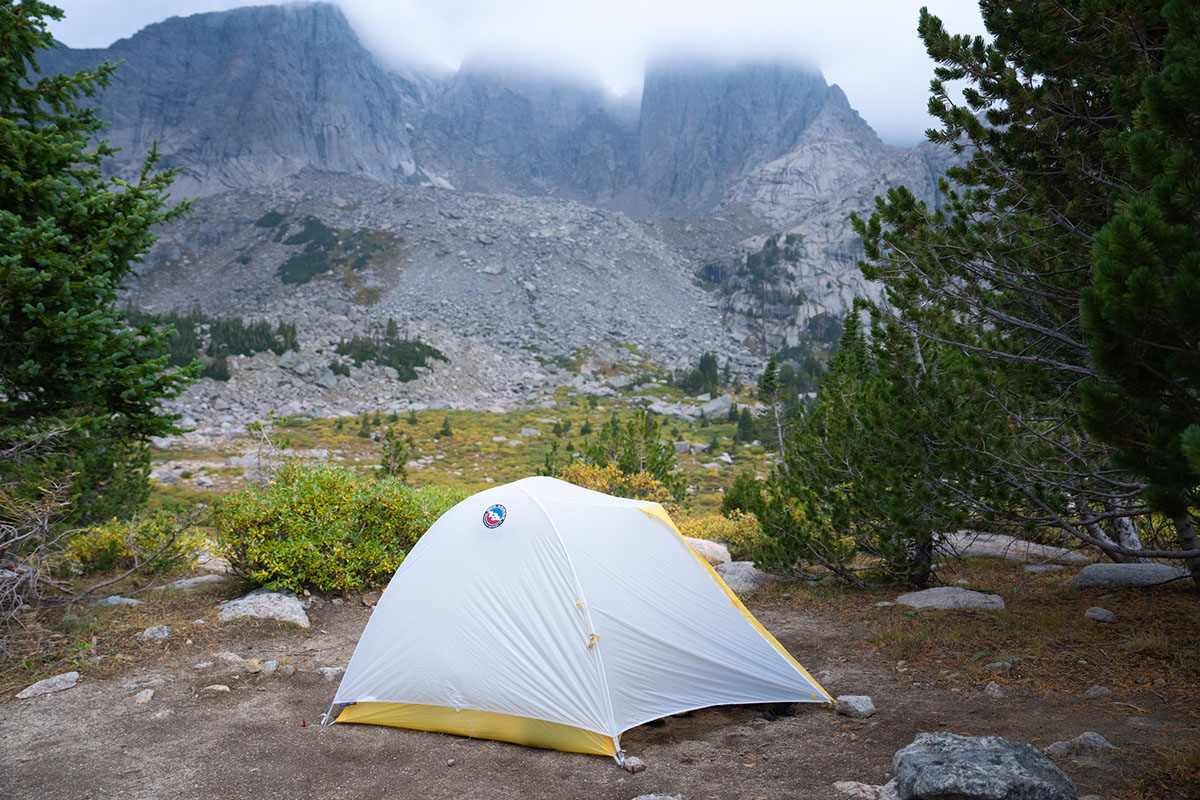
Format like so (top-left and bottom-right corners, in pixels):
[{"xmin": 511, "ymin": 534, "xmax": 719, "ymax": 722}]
[
  {"xmin": 606, "ymin": 374, "xmax": 637, "ymax": 390},
  {"xmin": 714, "ymin": 561, "xmax": 779, "ymax": 593},
  {"xmin": 699, "ymin": 394, "xmax": 733, "ymax": 419},
  {"xmin": 446, "ymin": 758, "xmax": 456, "ymax": 766},
  {"xmin": 278, "ymin": 664, "xmax": 296, "ymax": 676},
  {"xmin": 874, "ymin": 601, "xmax": 896, "ymax": 607},
  {"xmin": 136, "ymin": 625, "xmax": 173, "ymax": 643},
  {"xmin": 834, "ymin": 780, "xmax": 899, "ymax": 800},
  {"xmin": 134, "ymin": 689, "xmax": 155, "ymax": 705},
  {"xmin": 194, "ymin": 475, "xmax": 215, "ymax": 487},
  {"xmin": 684, "ymin": 536, "xmax": 732, "ymax": 565},
  {"xmin": 717, "ymin": 453, "xmax": 734, "ymax": 465},
  {"xmin": 835, "ymin": 695, "xmax": 876, "ymax": 718},
  {"xmin": 1084, "ymin": 606, "xmax": 1117, "ymax": 623},
  {"xmin": 319, "ymin": 666, "xmax": 345, "ymax": 681},
  {"xmin": 519, "ymin": 427, "xmax": 541, "ymax": 437},
  {"xmin": 160, "ymin": 574, "xmax": 227, "ymax": 591},
  {"xmin": 16, "ymin": 671, "xmax": 80, "ymax": 699},
  {"xmin": 673, "ymin": 441, "xmax": 690, "ymax": 454},
  {"xmin": 1069, "ymin": 563, "xmax": 1191, "ymax": 588},
  {"xmin": 984, "ymin": 681, "xmax": 1005, "ymax": 699},
  {"xmin": 244, "ymin": 658, "xmax": 262, "ymax": 673},
  {"xmin": 194, "ymin": 661, "xmax": 214, "ymax": 670},
  {"xmin": 1084, "ymin": 685, "xmax": 1112, "ymax": 699},
  {"xmin": 218, "ymin": 588, "xmax": 310, "ymax": 627},
  {"xmin": 201, "ymin": 684, "xmax": 231, "ymax": 693},
  {"xmin": 893, "ymin": 732, "xmax": 1076, "ymax": 800},
  {"xmin": 152, "ymin": 708, "xmax": 175, "ymax": 720},
  {"xmin": 1045, "ymin": 732, "xmax": 1116, "ymax": 759},
  {"xmin": 95, "ymin": 595, "xmax": 144, "ymax": 606},
  {"xmin": 260, "ymin": 659, "xmax": 279, "ymax": 676},
  {"xmin": 212, "ymin": 651, "xmax": 247, "ymax": 666},
  {"xmin": 630, "ymin": 796, "xmax": 686, "ymax": 800},
  {"xmin": 624, "ymin": 755, "xmax": 647, "ymax": 773},
  {"xmin": 895, "ymin": 586, "xmax": 1005, "ymax": 611},
  {"xmin": 1024, "ymin": 564, "xmax": 1067, "ymax": 573},
  {"xmin": 944, "ymin": 531, "xmax": 1089, "ymax": 564}
]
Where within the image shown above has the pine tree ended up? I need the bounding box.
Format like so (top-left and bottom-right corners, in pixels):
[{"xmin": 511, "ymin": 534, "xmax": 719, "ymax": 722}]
[
  {"xmin": 1080, "ymin": 0, "xmax": 1200, "ymax": 581},
  {"xmin": 0, "ymin": 2, "xmax": 194, "ymax": 518}
]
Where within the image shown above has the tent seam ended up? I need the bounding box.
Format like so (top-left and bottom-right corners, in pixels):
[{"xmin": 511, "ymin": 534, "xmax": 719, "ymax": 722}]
[{"xmin": 517, "ymin": 483, "xmax": 622, "ymax": 743}]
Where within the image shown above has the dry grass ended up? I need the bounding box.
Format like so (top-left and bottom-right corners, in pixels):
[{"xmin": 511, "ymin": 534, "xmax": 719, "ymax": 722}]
[{"xmin": 859, "ymin": 560, "xmax": 1200, "ymax": 704}]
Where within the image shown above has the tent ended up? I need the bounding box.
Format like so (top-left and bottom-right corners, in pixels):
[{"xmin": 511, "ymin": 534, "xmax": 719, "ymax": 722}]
[{"xmin": 326, "ymin": 476, "xmax": 831, "ymax": 763}]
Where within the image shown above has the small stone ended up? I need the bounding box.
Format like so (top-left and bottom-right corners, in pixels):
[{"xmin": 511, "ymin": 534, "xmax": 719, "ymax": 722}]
[
  {"xmin": 835, "ymin": 695, "xmax": 876, "ymax": 718},
  {"xmin": 1073, "ymin": 731, "xmax": 1116, "ymax": 750},
  {"xmin": 1084, "ymin": 685, "xmax": 1112, "ymax": 699},
  {"xmin": 218, "ymin": 588, "xmax": 310, "ymax": 627},
  {"xmin": 212, "ymin": 651, "xmax": 246, "ymax": 665},
  {"xmin": 135, "ymin": 689, "xmax": 155, "ymax": 705},
  {"xmin": 984, "ymin": 681, "xmax": 1005, "ymax": 698},
  {"xmin": 192, "ymin": 619, "xmax": 206, "ymax": 625},
  {"xmin": 896, "ymin": 586, "xmax": 1005, "ymax": 610},
  {"xmin": 260, "ymin": 659, "xmax": 278, "ymax": 676},
  {"xmin": 446, "ymin": 758, "xmax": 456, "ymax": 767},
  {"xmin": 16, "ymin": 671, "xmax": 79, "ymax": 699},
  {"xmin": 624, "ymin": 756, "xmax": 647, "ymax": 773},
  {"xmin": 194, "ymin": 661, "xmax": 214, "ymax": 670},
  {"xmin": 152, "ymin": 708, "xmax": 175, "ymax": 720},
  {"xmin": 136, "ymin": 625, "xmax": 172, "ymax": 643},
  {"xmin": 278, "ymin": 664, "xmax": 296, "ymax": 676},
  {"xmin": 1084, "ymin": 606, "xmax": 1117, "ymax": 623},
  {"xmin": 202, "ymin": 684, "xmax": 231, "ymax": 693},
  {"xmin": 874, "ymin": 601, "xmax": 895, "ymax": 607},
  {"xmin": 319, "ymin": 666, "xmax": 345, "ymax": 681},
  {"xmin": 1024, "ymin": 564, "xmax": 1067, "ymax": 573},
  {"xmin": 243, "ymin": 658, "xmax": 261, "ymax": 674},
  {"xmin": 95, "ymin": 595, "xmax": 144, "ymax": 606}
]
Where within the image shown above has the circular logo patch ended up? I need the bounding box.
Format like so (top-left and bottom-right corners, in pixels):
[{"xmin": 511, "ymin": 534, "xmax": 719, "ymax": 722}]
[{"xmin": 483, "ymin": 504, "xmax": 507, "ymax": 529}]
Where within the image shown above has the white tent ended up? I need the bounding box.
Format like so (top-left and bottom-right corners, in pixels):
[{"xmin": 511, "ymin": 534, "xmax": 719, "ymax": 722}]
[{"xmin": 327, "ymin": 476, "xmax": 831, "ymax": 763}]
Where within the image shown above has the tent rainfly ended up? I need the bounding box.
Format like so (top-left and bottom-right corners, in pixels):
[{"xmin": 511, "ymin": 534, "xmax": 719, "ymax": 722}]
[{"xmin": 326, "ymin": 476, "xmax": 831, "ymax": 764}]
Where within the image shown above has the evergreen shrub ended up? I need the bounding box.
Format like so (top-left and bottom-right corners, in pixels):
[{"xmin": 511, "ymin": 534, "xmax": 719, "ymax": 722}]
[
  {"xmin": 59, "ymin": 509, "xmax": 202, "ymax": 575},
  {"xmin": 214, "ymin": 463, "xmax": 463, "ymax": 593}
]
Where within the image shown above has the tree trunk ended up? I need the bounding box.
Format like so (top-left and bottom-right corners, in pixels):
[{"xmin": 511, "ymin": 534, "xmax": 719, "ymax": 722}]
[
  {"xmin": 1103, "ymin": 498, "xmax": 1149, "ymax": 562},
  {"xmin": 1173, "ymin": 512, "xmax": 1200, "ymax": 588}
]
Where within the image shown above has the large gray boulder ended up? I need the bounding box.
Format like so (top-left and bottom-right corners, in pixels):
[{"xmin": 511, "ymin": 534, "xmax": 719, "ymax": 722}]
[
  {"xmin": 684, "ymin": 536, "xmax": 732, "ymax": 565},
  {"xmin": 893, "ymin": 732, "xmax": 1076, "ymax": 800},
  {"xmin": 698, "ymin": 394, "xmax": 734, "ymax": 420},
  {"xmin": 896, "ymin": 586, "xmax": 1005, "ymax": 611},
  {"xmin": 218, "ymin": 588, "xmax": 310, "ymax": 627},
  {"xmin": 715, "ymin": 561, "xmax": 779, "ymax": 593},
  {"xmin": 1069, "ymin": 563, "xmax": 1190, "ymax": 588},
  {"xmin": 945, "ymin": 531, "xmax": 1089, "ymax": 564}
]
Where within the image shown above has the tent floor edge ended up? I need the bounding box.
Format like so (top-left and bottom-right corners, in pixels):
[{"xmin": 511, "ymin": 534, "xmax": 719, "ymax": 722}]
[{"xmin": 336, "ymin": 701, "xmax": 616, "ymax": 757}]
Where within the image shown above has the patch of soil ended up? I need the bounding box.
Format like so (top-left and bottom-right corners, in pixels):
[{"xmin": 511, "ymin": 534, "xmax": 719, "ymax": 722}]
[{"xmin": 2, "ymin": 593, "xmax": 1196, "ymax": 800}]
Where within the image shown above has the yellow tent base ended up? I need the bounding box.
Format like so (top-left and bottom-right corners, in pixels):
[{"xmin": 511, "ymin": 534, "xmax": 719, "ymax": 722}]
[{"xmin": 337, "ymin": 701, "xmax": 617, "ymax": 757}]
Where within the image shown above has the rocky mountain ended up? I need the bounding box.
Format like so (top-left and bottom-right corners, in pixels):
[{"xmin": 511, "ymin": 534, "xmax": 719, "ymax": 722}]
[
  {"xmin": 39, "ymin": 2, "xmax": 958, "ymax": 420},
  {"xmin": 41, "ymin": 3, "xmax": 438, "ymax": 198}
]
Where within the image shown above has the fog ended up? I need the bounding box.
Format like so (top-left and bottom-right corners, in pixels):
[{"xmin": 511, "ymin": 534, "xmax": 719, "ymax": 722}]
[{"xmin": 47, "ymin": 0, "xmax": 988, "ymax": 146}]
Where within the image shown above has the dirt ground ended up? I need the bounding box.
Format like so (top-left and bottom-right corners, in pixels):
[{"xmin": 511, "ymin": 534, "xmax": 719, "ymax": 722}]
[{"xmin": 2, "ymin": 583, "xmax": 1197, "ymax": 800}]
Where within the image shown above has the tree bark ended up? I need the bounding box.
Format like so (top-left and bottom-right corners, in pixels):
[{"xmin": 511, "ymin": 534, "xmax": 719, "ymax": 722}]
[{"xmin": 1173, "ymin": 512, "xmax": 1200, "ymax": 588}]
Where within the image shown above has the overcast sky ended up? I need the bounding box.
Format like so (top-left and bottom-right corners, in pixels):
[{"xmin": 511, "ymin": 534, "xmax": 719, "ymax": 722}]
[{"xmin": 47, "ymin": 0, "xmax": 989, "ymax": 146}]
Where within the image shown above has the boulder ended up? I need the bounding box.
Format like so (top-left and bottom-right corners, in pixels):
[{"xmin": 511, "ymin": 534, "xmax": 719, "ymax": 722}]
[
  {"xmin": 1045, "ymin": 732, "xmax": 1116, "ymax": 759},
  {"xmin": 159, "ymin": 574, "xmax": 227, "ymax": 591},
  {"xmin": 945, "ymin": 531, "xmax": 1089, "ymax": 564},
  {"xmin": 218, "ymin": 588, "xmax": 310, "ymax": 627},
  {"xmin": 699, "ymin": 394, "xmax": 733, "ymax": 420},
  {"xmin": 684, "ymin": 536, "xmax": 732, "ymax": 565},
  {"xmin": 715, "ymin": 561, "xmax": 779, "ymax": 593},
  {"xmin": 895, "ymin": 586, "xmax": 1005, "ymax": 611},
  {"xmin": 893, "ymin": 732, "xmax": 1076, "ymax": 800},
  {"xmin": 834, "ymin": 780, "xmax": 899, "ymax": 800},
  {"xmin": 835, "ymin": 695, "xmax": 876, "ymax": 718},
  {"xmin": 1084, "ymin": 685, "xmax": 1113, "ymax": 699},
  {"xmin": 1070, "ymin": 563, "xmax": 1190, "ymax": 588},
  {"xmin": 16, "ymin": 671, "xmax": 79, "ymax": 699}
]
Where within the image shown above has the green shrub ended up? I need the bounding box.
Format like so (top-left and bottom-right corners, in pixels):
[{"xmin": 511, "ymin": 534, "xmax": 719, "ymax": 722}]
[
  {"xmin": 255, "ymin": 210, "xmax": 285, "ymax": 228},
  {"xmin": 58, "ymin": 509, "xmax": 202, "ymax": 575},
  {"xmin": 676, "ymin": 510, "xmax": 764, "ymax": 561},
  {"xmin": 214, "ymin": 463, "xmax": 463, "ymax": 593}
]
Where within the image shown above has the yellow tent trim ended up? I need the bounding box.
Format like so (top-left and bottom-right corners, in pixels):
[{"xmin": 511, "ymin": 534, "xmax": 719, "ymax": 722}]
[
  {"xmin": 639, "ymin": 504, "xmax": 835, "ymax": 705},
  {"xmin": 337, "ymin": 701, "xmax": 616, "ymax": 756}
]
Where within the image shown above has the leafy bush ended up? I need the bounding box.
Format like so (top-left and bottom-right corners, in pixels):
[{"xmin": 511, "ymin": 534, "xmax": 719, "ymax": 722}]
[
  {"xmin": 556, "ymin": 461, "xmax": 680, "ymax": 517},
  {"xmin": 214, "ymin": 463, "xmax": 463, "ymax": 593},
  {"xmin": 676, "ymin": 509, "xmax": 764, "ymax": 560},
  {"xmin": 58, "ymin": 509, "xmax": 202, "ymax": 575}
]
